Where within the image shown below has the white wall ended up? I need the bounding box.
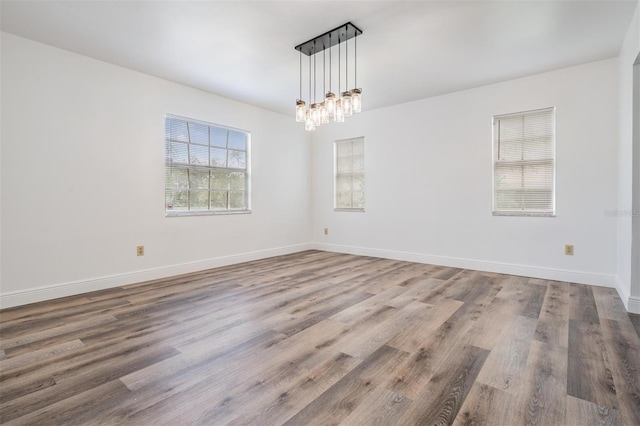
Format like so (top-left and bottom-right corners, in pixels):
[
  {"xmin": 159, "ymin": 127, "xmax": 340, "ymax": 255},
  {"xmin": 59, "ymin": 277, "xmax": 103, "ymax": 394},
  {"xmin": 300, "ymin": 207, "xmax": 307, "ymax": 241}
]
[
  {"xmin": 0, "ymin": 33, "xmax": 312, "ymax": 308},
  {"xmin": 312, "ymin": 59, "xmax": 620, "ymax": 290},
  {"xmin": 616, "ymin": 1, "xmax": 640, "ymax": 313}
]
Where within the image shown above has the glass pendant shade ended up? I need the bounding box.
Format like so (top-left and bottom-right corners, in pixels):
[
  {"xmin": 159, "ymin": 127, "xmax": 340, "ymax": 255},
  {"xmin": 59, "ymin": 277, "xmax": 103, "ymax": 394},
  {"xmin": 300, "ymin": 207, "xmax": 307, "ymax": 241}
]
[
  {"xmin": 351, "ymin": 89, "xmax": 362, "ymax": 113},
  {"xmin": 295, "ymin": 100, "xmax": 306, "ymax": 122},
  {"xmin": 334, "ymin": 99, "xmax": 345, "ymax": 122},
  {"xmin": 341, "ymin": 91, "xmax": 353, "ymax": 117},
  {"xmin": 305, "ymin": 110, "xmax": 316, "ymax": 131},
  {"xmin": 320, "ymin": 102, "xmax": 330, "ymax": 124},
  {"xmin": 310, "ymin": 103, "xmax": 321, "ymax": 126},
  {"xmin": 324, "ymin": 92, "xmax": 336, "ymax": 117}
]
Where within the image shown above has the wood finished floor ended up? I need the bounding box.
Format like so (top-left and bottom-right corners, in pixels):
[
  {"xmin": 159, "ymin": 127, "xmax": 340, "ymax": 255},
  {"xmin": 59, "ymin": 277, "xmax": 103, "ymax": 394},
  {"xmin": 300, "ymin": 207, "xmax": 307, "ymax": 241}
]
[{"xmin": 1, "ymin": 250, "xmax": 639, "ymax": 425}]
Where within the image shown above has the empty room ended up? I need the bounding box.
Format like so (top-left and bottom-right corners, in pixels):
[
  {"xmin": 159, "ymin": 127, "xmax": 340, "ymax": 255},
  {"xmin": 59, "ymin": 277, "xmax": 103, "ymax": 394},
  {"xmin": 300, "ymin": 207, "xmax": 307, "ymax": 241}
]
[{"xmin": 1, "ymin": 1, "xmax": 639, "ymax": 425}]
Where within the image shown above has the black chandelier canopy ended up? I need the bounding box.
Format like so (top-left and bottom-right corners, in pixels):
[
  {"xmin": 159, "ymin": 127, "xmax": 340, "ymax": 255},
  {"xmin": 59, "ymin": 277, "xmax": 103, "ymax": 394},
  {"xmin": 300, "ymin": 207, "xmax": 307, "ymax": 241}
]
[
  {"xmin": 294, "ymin": 22, "xmax": 363, "ymax": 131},
  {"xmin": 295, "ymin": 22, "xmax": 362, "ymax": 56}
]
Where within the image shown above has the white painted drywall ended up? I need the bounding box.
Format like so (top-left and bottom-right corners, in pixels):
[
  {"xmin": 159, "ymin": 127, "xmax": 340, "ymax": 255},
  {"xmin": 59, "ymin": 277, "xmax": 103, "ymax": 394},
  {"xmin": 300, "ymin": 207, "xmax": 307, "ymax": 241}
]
[
  {"xmin": 312, "ymin": 59, "xmax": 620, "ymax": 290},
  {"xmin": 0, "ymin": 33, "xmax": 312, "ymax": 307},
  {"xmin": 616, "ymin": 2, "xmax": 640, "ymax": 313}
]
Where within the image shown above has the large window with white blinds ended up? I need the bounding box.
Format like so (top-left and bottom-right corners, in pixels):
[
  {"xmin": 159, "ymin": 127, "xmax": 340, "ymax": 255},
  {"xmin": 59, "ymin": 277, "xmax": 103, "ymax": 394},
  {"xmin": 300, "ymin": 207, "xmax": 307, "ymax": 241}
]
[
  {"xmin": 335, "ymin": 138, "xmax": 365, "ymax": 211},
  {"xmin": 493, "ymin": 107, "xmax": 555, "ymax": 216},
  {"xmin": 165, "ymin": 115, "xmax": 250, "ymax": 216}
]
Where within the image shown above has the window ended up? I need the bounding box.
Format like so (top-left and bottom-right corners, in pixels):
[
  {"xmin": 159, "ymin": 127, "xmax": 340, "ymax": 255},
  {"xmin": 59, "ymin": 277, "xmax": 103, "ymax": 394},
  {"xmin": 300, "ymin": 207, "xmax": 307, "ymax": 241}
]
[
  {"xmin": 335, "ymin": 137, "xmax": 365, "ymax": 211},
  {"xmin": 493, "ymin": 107, "xmax": 555, "ymax": 216},
  {"xmin": 165, "ymin": 115, "xmax": 250, "ymax": 216}
]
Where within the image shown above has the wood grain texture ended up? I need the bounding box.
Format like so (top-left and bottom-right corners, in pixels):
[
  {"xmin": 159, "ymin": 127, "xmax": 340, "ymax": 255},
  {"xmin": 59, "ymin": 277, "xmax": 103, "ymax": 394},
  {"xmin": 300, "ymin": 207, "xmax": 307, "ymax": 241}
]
[
  {"xmin": 226, "ymin": 351, "xmax": 363, "ymax": 425},
  {"xmin": 465, "ymin": 296, "xmax": 518, "ymax": 350},
  {"xmin": 282, "ymin": 345, "xmax": 410, "ymax": 425},
  {"xmin": 535, "ymin": 280, "xmax": 570, "ymax": 347},
  {"xmin": 1, "ymin": 250, "xmax": 638, "ymax": 425},
  {"xmin": 599, "ymin": 318, "xmax": 640, "ymax": 426},
  {"xmin": 395, "ymin": 344, "xmax": 489, "ymax": 426},
  {"xmin": 507, "ymin": 340, "xmax": 568, "ymax": 425},
  {"xmin": 566, "ymin": 395, "xmax": 623, "ymax": 426},
  {"xmin": 0, "ymin": 339, "xmax": 84, "ymax": 372},
  {"xmin": 339, "ymin": 387, "xmax": 411, "ymax": 425},
  {"xmin": 454, "ymin": 383, "xmax": 512, "ymax": 426},
  {"xmin": 339, "ymin": 301, "xmax": 429, "ymax": 359},
  {"xmin": 475, "ymin": 315, "xmax": 537, "ymax": 392},
  {"xmin": 630, "ymin": 313, "xmax": 640, "ymax": 339},
  {"xmin": 567, "ymin": 320, "xmax": 618, "ymax": 409},
  {"xmin": 569, "ymin": 283, "xmax": 600, "ymax": 323},
  {"xmin": 496, "ymin": 276, "xmax": 547, "ymax": 319},
  {"xmin": 387, "ymin": 298, "xmax": 463, "ymax": 353},
  {"xmin": 592, "ymin": 286, "xmax": 631, "ymax": 322}
]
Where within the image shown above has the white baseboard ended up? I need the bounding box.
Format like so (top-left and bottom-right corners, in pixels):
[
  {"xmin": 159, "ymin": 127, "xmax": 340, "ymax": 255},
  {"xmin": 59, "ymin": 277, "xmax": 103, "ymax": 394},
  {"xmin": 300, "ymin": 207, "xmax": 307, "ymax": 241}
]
[
  {"xmin": 628, "ymin": 297, "xmax": 640, "ymax": 314},
  {"xmin": 0, "ymin": 243, "xmax": 313, "ymax": 309},
  {"xmin": 4, "ymin": 242, "xmax": 633, "ymax": 314},
  {"xmin": 615, "ymin": 281, "xmax": 631, "ymax": 311},
  {"xmin": 613, "ymin": 282, "xmax": 640, "ymax": 314},
  {"xmin": 312, "ymin": 243, "xmax": 617, "ymax": 288}
]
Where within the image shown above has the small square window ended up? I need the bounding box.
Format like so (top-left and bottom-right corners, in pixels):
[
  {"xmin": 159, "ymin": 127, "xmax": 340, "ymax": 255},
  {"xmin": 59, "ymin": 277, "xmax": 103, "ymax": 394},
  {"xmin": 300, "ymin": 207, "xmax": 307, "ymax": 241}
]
[{"xmin": 335, "ymin": 138, "xmax": 365, "ymax": 211}]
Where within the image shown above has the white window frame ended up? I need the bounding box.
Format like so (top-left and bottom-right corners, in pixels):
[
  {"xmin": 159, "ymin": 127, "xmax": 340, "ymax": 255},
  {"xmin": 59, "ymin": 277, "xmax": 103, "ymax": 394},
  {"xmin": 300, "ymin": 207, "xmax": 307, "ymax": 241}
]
[
  {"xmin": 492, "ymin": 107, "xmax": 556, "ymax": 217},
  {"xmin": 334, "ymin": 137, "xmax": 365, "ymax": 212},
  {"xmin": 165, "ymin": 114, "xmax": 251, "ymax": 217}
]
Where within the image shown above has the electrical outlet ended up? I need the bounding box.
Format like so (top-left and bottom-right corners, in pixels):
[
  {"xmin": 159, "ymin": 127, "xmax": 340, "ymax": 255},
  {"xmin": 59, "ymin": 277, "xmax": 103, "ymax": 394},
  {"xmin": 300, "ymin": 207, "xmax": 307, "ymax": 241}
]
[
  {"xmin": 137, "ymin": 245, "xmax": 145, "ymax": 256},
  {"xmin": 324, "ymin": 228, "xmax": 329, "ymax": 235},
  {"xmin": 565, "ymin": 244, "xmax": 574, "ymax": 256}
]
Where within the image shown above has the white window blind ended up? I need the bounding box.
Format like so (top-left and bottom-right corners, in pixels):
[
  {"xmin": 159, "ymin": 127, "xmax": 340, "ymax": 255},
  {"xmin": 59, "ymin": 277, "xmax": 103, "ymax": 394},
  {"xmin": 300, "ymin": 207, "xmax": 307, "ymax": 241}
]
[
  {"xmin": 165, "ymin": 115, "xmax": 250, "ymax": 216},
  {"xmin": 493, "ymin": 107, "xmax": 555, "ymax": 216},
  {"xmin": 335, "ymin": 138, "xmax": 365, "ymax": 211}
]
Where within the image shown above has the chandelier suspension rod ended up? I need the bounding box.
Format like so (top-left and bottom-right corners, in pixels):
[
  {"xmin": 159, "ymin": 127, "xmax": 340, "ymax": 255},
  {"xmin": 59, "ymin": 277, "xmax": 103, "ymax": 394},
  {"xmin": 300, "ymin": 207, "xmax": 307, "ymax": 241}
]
[
  {"xmin": 345, "ymin": 25, "xmax": 348, "ymax": 91},
  {"xmin": 323, "ymin": 43, "xmax": 326, "ymax": 96},
  {"xmin": 308, "ymin": 54, "xmax": 311, "ymax": 105},
  {"xmin": 338, "ymin": 32, "xmax": 341, "ymax": 94},
  {"xmin": 329, "ymin": 33, "xmax": 332, "ymax": 93}
]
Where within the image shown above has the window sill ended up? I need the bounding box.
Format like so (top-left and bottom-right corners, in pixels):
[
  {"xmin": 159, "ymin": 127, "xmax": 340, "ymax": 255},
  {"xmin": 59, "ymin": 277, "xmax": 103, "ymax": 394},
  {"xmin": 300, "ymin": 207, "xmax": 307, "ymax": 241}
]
[
  {"xmin": 166, "ymin": 210, "xmax": 252, "ymax": 217},
  {"xmin": 334, "ymin": 208, "xmax": 365, "ymax": 213},
  {"xmin": 492, "ymin": 211, "xmax": 555, "ymax": 217}
]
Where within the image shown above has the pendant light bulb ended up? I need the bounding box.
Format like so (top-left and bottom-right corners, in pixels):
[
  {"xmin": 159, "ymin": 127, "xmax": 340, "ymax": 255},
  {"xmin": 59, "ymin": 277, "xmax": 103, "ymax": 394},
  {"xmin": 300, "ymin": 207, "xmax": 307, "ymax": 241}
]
[
  {"xmin": 351, "ymin": 89, "xmax": 362, "ymax": 113},
  {"xmin": 324, "ymin": 92, "xmax": 336, "ymax": 117},
  {"xmin": 341, "ymin": 91, "xmax": 353, "ymax": 117},
  {"xmin": 305, "ymin": 110, "xmax": 316, "ymax": 131},
  {"xmin": 295, "ymin": 100, "xmax": 306, "ymax": 122},
  {"xmin": 334, "ymin": 99, "xmax": 345, "ymax": 122},
  {"xmin": 310, "ymin": 103, "xmax": 321, "ymax": 126},
  {"xmin": 320, "ymin": 101, "xmax": 330, "ymax": 124}
]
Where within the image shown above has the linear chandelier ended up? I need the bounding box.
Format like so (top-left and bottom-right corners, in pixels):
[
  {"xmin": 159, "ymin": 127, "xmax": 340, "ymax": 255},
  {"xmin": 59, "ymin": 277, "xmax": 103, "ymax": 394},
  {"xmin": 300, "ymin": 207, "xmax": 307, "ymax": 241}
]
[{"xmin": 294, "ymin": 22, "xmax": 363, "ymax": 131}]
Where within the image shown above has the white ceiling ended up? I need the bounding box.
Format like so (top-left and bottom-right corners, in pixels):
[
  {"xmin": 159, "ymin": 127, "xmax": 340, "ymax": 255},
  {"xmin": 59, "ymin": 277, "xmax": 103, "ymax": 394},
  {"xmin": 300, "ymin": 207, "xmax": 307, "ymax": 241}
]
[{"xmin": 1, "ymin": 1, "xmax": 637, "ymax": 116}]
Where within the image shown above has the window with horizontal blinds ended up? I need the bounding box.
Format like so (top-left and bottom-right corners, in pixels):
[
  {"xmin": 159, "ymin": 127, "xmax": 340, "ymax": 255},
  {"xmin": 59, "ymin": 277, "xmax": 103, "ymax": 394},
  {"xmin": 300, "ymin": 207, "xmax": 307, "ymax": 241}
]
[
  {"xmin": 335, "ymin": 138, "xmax": 365, "ymax": 211},
  {"xmin": 165, "ymin": 115, "xmax": 250, "ymax": 216},
  {"xmin": 493, "ymin": 107, "xmax": 555, "ymax": 216}
]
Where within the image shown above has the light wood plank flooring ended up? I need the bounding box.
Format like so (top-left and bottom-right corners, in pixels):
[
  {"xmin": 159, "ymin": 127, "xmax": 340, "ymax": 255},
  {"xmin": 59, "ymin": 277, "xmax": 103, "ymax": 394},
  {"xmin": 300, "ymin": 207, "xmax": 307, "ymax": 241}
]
[{"xmin": 1, "ymin": 250, "xmax": 639, "ymax": 425}]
